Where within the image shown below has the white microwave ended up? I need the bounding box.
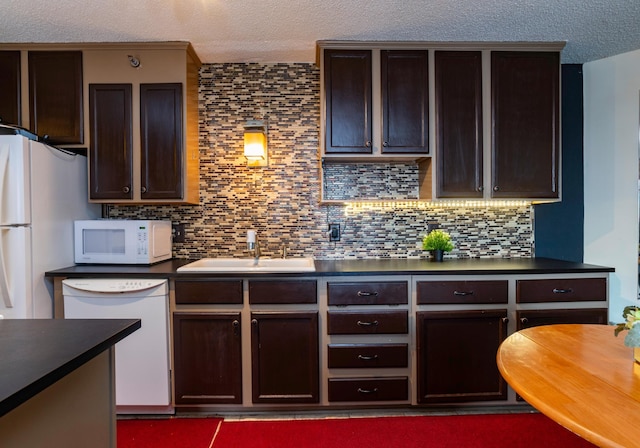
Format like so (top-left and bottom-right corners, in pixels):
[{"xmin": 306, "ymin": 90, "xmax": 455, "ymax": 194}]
[{"xmin": 74, "ymin": 220, "xmax": 173, "ymax": 265}]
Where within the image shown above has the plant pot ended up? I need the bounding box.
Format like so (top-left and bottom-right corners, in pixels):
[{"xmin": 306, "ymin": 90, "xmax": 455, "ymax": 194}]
[{"xmin": 430, "ymin": 249, "xmax": 444, "ymax": 262}]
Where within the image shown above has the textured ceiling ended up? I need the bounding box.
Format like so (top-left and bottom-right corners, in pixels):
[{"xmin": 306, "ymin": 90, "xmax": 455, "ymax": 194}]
[{"xmin": 1, "ymin": 0, "xmax": 639, "ymax": 64}]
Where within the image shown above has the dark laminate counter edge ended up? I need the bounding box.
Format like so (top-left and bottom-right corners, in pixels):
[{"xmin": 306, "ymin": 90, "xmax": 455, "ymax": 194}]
[
  {"xmin": 44, "ymin": 257, "xmax": 615, "ymax": 279},
  {"xmin": 0, "ymin": 318, "xmax": 140, "ymax": 417}
]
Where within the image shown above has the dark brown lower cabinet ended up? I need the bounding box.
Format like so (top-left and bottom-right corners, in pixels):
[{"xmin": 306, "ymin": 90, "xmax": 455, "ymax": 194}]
[
  {"xmin": 251, "ymin": 311, "xmax": 319, "ymax": 404},
  {"xmin": 173, "ymin": 312, "xmax": 242, "ymax": 405},
  {"xmin": 416, "ymin": 309, "xmax": 508, "ymax": 404}
]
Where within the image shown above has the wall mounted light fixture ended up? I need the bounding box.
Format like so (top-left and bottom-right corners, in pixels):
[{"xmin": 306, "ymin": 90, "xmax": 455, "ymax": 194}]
[{"xmin": 243, "ymin": 120, "xmax": 268, "ymax": 167}]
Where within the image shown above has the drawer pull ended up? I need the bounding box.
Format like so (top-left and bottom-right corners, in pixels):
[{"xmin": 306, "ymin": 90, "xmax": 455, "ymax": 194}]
[
  {"xmin": 357, "ymin": 354, "xmax": 379, "ymax": 361},
  {"xmin": 357, "ymin": 387, "xmax": 378, "ymax": 394},
  {"xmin": 453, "ymin": 290, "xmax": 474, "ymax": 296},
  {"xmin": 357, "ymin": 320, "xmax": 379, "ymax": 327},
  {"xmin": 552, "ymin": 288, "xmax": 574, "ymax": 294},
  {"xmin": 357, "ymin": 291, "xmax": 379, "ymax": 297}
]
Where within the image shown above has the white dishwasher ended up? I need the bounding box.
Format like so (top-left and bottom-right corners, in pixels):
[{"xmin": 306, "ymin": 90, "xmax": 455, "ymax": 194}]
[{"xmin": 62, "ymin": 278, "xmax": 172, "ymax": 414}]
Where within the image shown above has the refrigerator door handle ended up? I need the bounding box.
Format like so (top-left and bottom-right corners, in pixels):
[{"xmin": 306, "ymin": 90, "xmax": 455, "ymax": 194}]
[
  {"xmin": 0, "ymin": 229, "xmax": 13, "ymax": 308},
  {"xmin": 0, "ymin": 143, "xmax": 9, "ymax": 225},
  {"xmin": 0, "ymin": 146, "xmax": 12, "ymax": 307}
]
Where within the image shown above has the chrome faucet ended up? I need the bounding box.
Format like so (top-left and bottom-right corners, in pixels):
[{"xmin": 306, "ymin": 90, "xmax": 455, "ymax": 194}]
[{"xmin": 247, "ymin": 230, "xmax": 260, "ymax": 261}]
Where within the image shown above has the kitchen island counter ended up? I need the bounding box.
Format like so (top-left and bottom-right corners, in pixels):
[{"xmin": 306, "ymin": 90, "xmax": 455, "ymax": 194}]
[{"xmin": 0, "ymin": 318, "xmax": 140, "ymax": 447}]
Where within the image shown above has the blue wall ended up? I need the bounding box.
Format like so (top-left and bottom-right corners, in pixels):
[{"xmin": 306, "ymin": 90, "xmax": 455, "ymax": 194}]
[{"xmin": 534, "ymin": 64, "xmax": 584, "ymax": 261}]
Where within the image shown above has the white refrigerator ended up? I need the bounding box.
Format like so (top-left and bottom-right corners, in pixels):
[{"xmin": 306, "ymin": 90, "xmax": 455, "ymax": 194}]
[{"xmin": 0, "ymin": 130, "xmax": 100, "ymax": 318}]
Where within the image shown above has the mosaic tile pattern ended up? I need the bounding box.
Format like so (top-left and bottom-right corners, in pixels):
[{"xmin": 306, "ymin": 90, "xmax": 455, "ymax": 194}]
[
  {"xmin": 108, "ymin": 63, "xmax": 533, "ymax": 260},
  {"xmin": 323, "ymin": 163, "xmax": 420, "ymax": 201}
]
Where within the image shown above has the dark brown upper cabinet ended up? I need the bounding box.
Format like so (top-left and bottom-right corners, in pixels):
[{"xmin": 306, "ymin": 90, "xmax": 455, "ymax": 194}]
[
  {"xmin": 323, "ymin": 49, "xmax": 372, "ymax": 154},
  {"xmin": 0, "ymin": 51, "xmax": 21, "ymax": 126},
  {"xmin": 491, "ymin": 51, "xmax": 560, "ymax": 199},
  {"xmin": 435, "ymin": 51, "xmax": 483, "ymax": 198},
  {"xmin": 83, "ymin": 43, "xmax": 200, "ymax": 204},
  {"xmin": 380, "ymin": 50, "xmax": 428, "ymax": 154},
  {"xmin": 322, "ymin": 48, "xmax": 429, "ymax": 159},
  {"xmin": 88, "ymin": 84, "xmax": 133, "ymax": 201},
  {"xmin": 28, "ymin": 51, "xmax": 83, "ymax": 144},
  {"xmin": 140, "ymin": 83, "xmax": 184, "ymax": 200}
]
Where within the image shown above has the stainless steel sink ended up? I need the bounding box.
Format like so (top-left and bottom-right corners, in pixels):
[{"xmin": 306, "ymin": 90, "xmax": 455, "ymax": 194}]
[{"xmin": 176, "ymin": 257, "xmax": 316, "ymax": 273}]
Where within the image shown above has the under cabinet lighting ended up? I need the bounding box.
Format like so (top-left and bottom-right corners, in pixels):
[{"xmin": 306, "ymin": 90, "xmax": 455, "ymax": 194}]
[{"xmin": 243, "ymin": 120, "xmax": 268, "ymax": 167}]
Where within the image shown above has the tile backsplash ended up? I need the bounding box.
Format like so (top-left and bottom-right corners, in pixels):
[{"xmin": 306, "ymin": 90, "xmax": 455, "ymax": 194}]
[{"xmin": 108, "ymin": 62, "xmax": 533, "ymax": 260}]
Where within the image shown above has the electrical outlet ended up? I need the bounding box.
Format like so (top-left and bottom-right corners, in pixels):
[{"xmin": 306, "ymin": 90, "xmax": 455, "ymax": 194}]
[
  {"xmin": 172, "ymin": 223, "xmax": 185, "ymax": 243},
  {"xmin": 427, "ymin": 222, "xmax": 440, "ymax": 232},
  {"xmin": 328, "ymin": 223, "xmax": 340, "ymax": 242}
]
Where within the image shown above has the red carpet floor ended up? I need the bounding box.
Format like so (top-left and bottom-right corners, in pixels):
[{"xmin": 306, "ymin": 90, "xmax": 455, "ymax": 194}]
[{"xmin": 117, "ymin": 413, "xmax": 597, "ymax": 448}]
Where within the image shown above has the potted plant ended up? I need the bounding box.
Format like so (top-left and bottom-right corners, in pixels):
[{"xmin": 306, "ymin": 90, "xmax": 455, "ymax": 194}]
[
  {"xmin": 422, "ymin": 229, "xmax": 454, "ymax": 262},
  {"xmin": 614, "ymin": 306, "xmax": 640, "ymax": 363}
]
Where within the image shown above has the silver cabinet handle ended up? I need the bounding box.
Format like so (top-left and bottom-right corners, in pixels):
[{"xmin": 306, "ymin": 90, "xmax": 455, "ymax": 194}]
[
  {"xmin": 141, "ymin": 186, "xmax": 147, "ymax": 193},
  {"xmin": 356, "ymin": 320, "xmax": 379, "ymax": 327},
  {"xmin": 357, "ymin": 354, "xmax": 378, "ymax": 361},
  {"xmin": 122, "ymin": 186, "xmax": 130, "ymax": 193},
  {"xmin": 453, "ymin": 291, "xmax": 474, "ymax": 296},
  {"xmin": 553, "ymin": 288, "xmax": 574, "ymax": 294},
  {"xmin": 357, "ymin": 387, "xmax": 378, "ymax": 394},
  {"xmin": 357, "ymin": 291, "xmax": 378, "ymax": 297}
]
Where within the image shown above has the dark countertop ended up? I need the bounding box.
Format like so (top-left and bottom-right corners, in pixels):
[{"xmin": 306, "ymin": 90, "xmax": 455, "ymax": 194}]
[
  {"xmin": 0, "ymin": 318, "xmax": 140, "ymax": 417},
  {"xmin": 45, "ymin": 257, "xmax": 614, "ymax": 278}
]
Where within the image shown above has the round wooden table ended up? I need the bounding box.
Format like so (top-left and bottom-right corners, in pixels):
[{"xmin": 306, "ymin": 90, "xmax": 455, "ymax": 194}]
[{"xmin": 497, "ymin": 324, "xmax": 640, "ymax": 448}]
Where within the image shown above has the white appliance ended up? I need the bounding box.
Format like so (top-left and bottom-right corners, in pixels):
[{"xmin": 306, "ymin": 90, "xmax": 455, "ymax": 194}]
[
  {"xmin": 62, "ymin": 278, "xmax": 172, "ymax": 414},
  {"xmin": 0, "ymin": 130, "xmax": 100, "ymax": 319},
  {"xmin": 74, "ymin": 219, "xmax": 172, "ymax": 265}
]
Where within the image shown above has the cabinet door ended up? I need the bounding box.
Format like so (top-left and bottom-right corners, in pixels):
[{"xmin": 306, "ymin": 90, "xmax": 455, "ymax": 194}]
[
  {"xmin": 140, "ymin": 83, "xmax": 183, "ymax": 200},
  {"xmin": 28, "ymin": 51, "xmax": 83, "ymax": 144},
  {"xmin": 173, "ymin": 313, "xmax": 242, "ymax": 405},
  {"xmin": 0, "ymin": 51, "xmax": 21, "ymax": 126},
  {"xmin": 435, "ymin": 51, "xmax": 483, "ymax": 197},
  {"xmin": 251, "ymin": 311, "xmax": 319, "ymax": 403},
  {"xmin": 88, "ymin": 84, "xmax": 133, "ymax": 200},
  {"xmin": 323, "ymin": 49, "xmax": 372, "ymax": 154},
  {"xmin": 380, "ymin": 50, "xmax": 428, "ymax": 154},
  {"xmin": 491, "ymin": 51, "xmax": 560, "ymax": 198},
  {"xmin": 416, "ymin": 309, "xmax": 508, "ymax": 404}
]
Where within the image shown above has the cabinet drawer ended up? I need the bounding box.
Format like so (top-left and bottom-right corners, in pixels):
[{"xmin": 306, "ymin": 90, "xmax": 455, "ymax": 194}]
[
  {"xmin": 328, "ymin": 377, "xmax": 408, "ymax": 402},
  {"xmin": 327, "ymin": 282, "xmax": 408, "ymax": 305},
  {"xmin": 328, "ymin": 344, "xmax": 408, "ymax": 368},
  {"xmin": 517, "ymin": 308, "xmax": 608, "ymax": 330},
  {"xmin": 516, "ymin": 278, "xmax": 606, "ymax": 303},
  {"xmin": 175, "ymin": 280, "xmax": 243, "ymax": 304},
  {"xmin": 417, "ymin": 280, "xmax": 508, "ymax": 304},
  {"xmin": 248, "ymin": 280, "xmax": 317, "ymax": 304},
  {"xmin": 327, "ymin": 311, "xmax": 408, "ymax": 334}
]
